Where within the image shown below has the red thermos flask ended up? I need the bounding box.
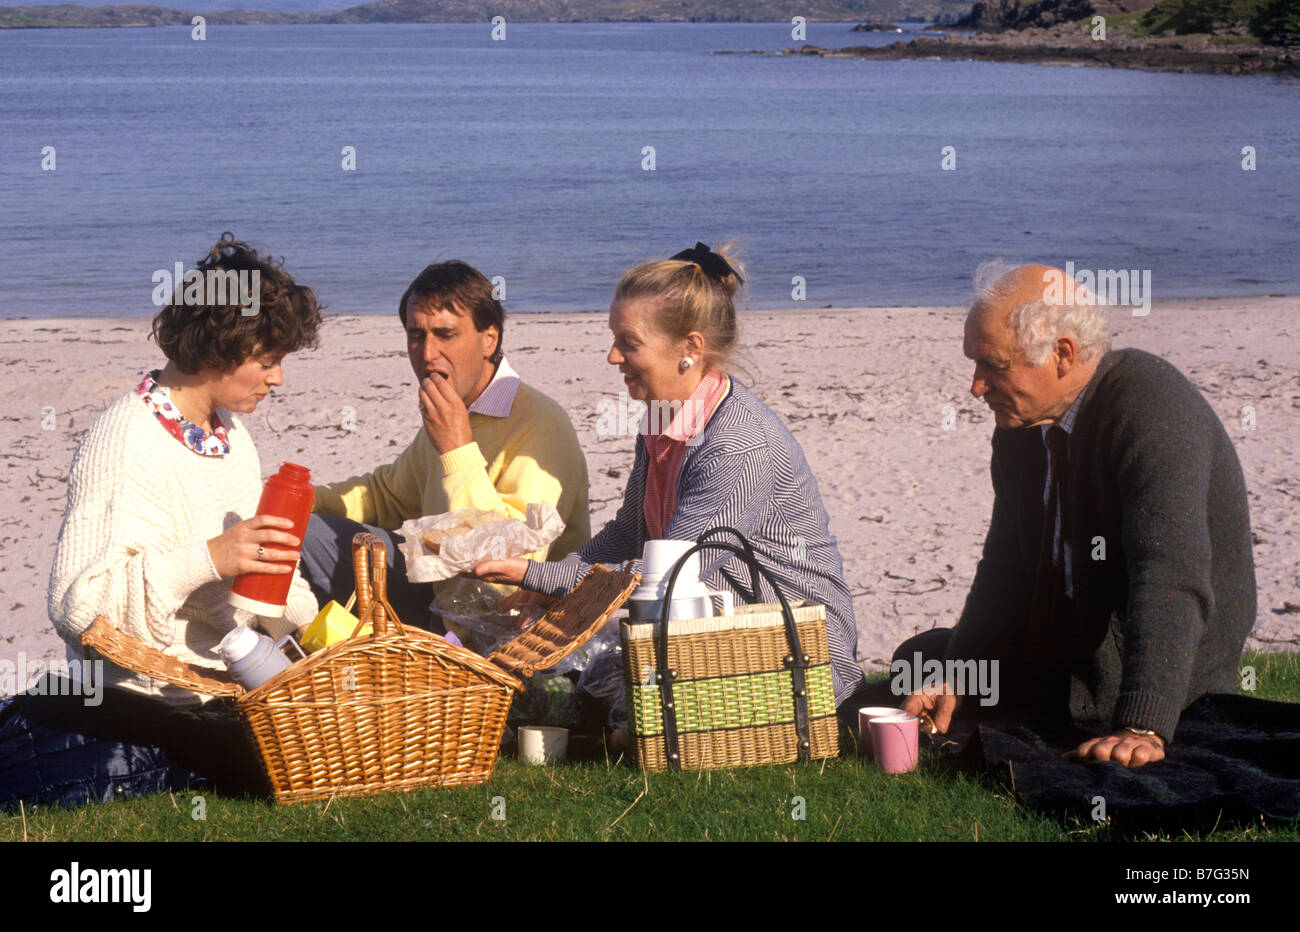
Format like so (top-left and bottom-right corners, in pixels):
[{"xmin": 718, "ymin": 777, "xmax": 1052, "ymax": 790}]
[{"xmin": 228, "ymin": 462, "xmax": 314, "ymax": 618}]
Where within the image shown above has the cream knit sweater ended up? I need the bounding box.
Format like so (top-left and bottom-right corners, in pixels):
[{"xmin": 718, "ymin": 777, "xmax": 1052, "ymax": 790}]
[{"xmin": 48, "ymin": 387, "xmax": 319, "ymax": 705}]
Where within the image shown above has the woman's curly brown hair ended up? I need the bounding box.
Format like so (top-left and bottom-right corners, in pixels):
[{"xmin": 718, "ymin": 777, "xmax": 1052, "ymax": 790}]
[{"xmin": 150, "ymin": 233, "xmax": 323, "ymax": 374}]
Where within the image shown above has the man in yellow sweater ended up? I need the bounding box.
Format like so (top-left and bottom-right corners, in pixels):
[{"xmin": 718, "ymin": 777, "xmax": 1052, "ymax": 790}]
[{"xmin": 302, "ymin": 260, "xmax": 590, "ymax": 629}]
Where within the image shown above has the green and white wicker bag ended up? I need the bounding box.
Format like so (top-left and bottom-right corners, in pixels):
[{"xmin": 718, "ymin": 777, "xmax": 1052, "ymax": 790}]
[{"xmin": 621, "ymin": 528, "xmax": 841, "ymax": 772}]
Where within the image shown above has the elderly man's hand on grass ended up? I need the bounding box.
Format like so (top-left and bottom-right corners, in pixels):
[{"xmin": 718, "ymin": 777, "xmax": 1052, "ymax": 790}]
[{"xmin": 1066, "ymin": 731, "xmax": 1165, "ymax": 767}]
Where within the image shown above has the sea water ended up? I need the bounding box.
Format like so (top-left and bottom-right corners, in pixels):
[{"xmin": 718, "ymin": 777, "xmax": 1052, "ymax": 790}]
[{"xmin": 1, "ymin": 22, "xmax": 1296, "ymax": 317}]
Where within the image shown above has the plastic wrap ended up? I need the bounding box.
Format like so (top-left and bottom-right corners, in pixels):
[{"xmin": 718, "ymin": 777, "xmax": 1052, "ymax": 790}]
[
  {"xmin": 437, "ymin": 578, "xmax": 548, "ymax": 655},
  {"xmin": 397, "ymin": 502, "xmax": 564, "ymax": 583},
  {"xmin": 575, "ymin": 622, "xmax": 628, "ymax": 729}
]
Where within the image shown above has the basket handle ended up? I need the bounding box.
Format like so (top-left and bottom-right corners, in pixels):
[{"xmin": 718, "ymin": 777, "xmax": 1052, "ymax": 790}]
[
  {"xmin": 365, "ymin": 536, "xmax": 398, "ymax": 636},
  {"xmin": 652, "ymin": 534, "xmax": 813, "ymax": 771},
  {"xmin": 349, "ymin": 534, "xmax": 374, "ymax": 638},
  {"xmin": 345, "ymin": 531, "xmax": 403, "ymax": 638}
]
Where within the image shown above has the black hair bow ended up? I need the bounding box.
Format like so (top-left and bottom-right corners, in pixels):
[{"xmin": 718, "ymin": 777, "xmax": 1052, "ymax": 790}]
[{"xmin": 671, "ymin": 242, "xmax": 743, "ymax": 285}]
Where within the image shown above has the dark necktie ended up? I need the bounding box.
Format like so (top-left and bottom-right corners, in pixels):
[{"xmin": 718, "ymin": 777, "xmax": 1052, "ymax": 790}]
[{"xmin": 1027, "ymin": 425, "xmax": 1069, "ymax": 659}]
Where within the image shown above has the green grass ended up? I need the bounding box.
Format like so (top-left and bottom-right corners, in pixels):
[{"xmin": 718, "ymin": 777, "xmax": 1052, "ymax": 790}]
[
  {"xmin": 4, "ymin": 651, "xmax": 1297, "ymax": 842},
  {"xmin": 1238, "ymin": 648, "xmax": 1300, "ymax": 702}
]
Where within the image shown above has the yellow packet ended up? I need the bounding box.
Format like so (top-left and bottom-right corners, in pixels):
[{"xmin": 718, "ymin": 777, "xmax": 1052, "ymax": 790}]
[{"xmin": 301, "ymin": 600, "xmax": 371, "ymax": 653}]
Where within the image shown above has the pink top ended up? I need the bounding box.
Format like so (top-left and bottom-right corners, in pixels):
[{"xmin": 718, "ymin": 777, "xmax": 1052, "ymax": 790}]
[{"xmin": 642, "ymin": 368, "xmax": 730, "ymax": 539}]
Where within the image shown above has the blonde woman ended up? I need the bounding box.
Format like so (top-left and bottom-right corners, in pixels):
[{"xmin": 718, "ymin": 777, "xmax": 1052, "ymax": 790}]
[{"xmin": 477, "ymin": 243, "xmax": 866, "ymax": 709}]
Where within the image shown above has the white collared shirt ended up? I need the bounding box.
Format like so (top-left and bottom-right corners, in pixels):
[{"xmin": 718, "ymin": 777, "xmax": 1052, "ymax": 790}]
[{"xmin": 467, "ymin": 357, "xmax": 520, "ymax": 418}]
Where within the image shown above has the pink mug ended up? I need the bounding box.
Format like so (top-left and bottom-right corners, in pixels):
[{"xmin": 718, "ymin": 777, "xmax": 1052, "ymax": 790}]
[
  {"xmin": 857, "ymin": 706, "xmax": 904, "ymax": 758},
  {"xmin": 869, "ymin": 715, "xmax": 919, "ymax": 774}
]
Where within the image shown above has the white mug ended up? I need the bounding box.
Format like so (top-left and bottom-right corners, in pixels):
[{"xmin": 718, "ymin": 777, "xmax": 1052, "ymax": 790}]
[{"xmin": 518, "ymin": 726, "xmax": 568, "ymax": 765}]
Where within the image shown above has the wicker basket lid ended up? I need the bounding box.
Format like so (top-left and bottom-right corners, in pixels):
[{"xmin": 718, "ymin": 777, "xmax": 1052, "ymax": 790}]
[
  {"xmin": 82, "ymin": 616, "xmax": 243, "ymax": 697},
  {"xmin": 488, "ymin": 564, "xmax": 640, "ymax": 680}
]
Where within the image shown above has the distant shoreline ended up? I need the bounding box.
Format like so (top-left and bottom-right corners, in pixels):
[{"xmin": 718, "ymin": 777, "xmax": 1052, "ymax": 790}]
[
  {"xmin": 0, "ymin": 12, "xmax": 939, "ymax": 30},
  {"xmin": 784, "ymin": 33, "xmax": 1298, "ymax": 77},
  {"xmin": 4, "ymin": 12, "xmax": 1292, "ymax": 77},
  {"xmin": 5, "ymin": 17, "xmax": 928, "ymax": 29}
]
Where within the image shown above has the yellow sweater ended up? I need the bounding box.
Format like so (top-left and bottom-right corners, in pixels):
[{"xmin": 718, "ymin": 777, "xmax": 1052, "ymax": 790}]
[{"xmin": 313, "ymin": 379, "xmax": 590, "ymax": 563}]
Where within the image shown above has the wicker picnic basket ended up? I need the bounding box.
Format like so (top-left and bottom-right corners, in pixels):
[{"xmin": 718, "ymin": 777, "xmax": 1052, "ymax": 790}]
[
  {"xmin": 82, "ymin": 532, "xmax": 639, "ymax": 804},
  {"xmin": 622, "ymin": 528, "xmax": 841, "ymax": 773}
]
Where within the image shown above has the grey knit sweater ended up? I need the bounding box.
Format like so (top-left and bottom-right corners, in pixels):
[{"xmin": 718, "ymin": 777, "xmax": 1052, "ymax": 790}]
[
  {"xmin": 947, "ymin": 348, "xmax": 1257, "ymax": 742},
  {"xmin": 522, "ymin": 379, "xmax": 866, "ymax": 704}
]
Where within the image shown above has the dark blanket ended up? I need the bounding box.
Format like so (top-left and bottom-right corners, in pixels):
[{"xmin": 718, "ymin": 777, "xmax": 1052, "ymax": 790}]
[
  {"xmin": 929, "ymin": 693, "xmax": 1300, "ymax": 829},
  {"xmin": 0, "ymin": 677, "xmax": 268, "ymax": 812}
]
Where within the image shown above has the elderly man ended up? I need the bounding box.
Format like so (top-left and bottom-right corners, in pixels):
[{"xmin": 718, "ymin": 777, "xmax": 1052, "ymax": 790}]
[
  {"xmin": 300, "ymin": 260, "xmax": 590, "ymax": 627},
  {"xmin": 900, "ymin": 261, "xmax": 1256, "ymax": 767}
]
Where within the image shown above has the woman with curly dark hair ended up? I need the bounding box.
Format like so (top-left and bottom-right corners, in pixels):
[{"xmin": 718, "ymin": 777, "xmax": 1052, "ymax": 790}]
[{"xmin": 1, "ymin": 235, "xmax": 324, "ymax": 809}]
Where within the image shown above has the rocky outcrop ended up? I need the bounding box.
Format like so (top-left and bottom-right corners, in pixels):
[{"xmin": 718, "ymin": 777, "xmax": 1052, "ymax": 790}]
[
  {"xmin": 786, "ymin": 31, "xmax": 1298, "ymax": 74},
  {"xmin": 955, "ymin": 0, "xmax": 1096, "ymax": 31}
]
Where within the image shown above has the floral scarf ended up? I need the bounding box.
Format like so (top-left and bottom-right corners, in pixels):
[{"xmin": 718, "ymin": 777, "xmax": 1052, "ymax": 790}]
[{"xmin": 136, "ymin": 370, "xmax": 231, "ymax": 456}]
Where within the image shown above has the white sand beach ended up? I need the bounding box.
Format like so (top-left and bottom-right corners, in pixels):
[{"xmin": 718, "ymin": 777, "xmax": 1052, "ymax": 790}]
[{"xmin": 3, "ymin": 297, "xmax": 1297, "ymax": 676}]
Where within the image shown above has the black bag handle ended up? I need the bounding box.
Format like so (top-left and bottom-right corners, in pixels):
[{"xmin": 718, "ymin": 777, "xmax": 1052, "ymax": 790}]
[
  {"xmin": 694, "ymin": 526, "xmax": 762, "ymax": 602},
  {"xmin": 652, "ymin": 534, "xmax": 813, "ymax": 771}
]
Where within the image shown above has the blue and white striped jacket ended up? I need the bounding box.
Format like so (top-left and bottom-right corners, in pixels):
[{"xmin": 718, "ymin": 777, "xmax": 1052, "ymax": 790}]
[{"xmin": 523, "ymin": 379, "xmax": 865, "ymax": 704}]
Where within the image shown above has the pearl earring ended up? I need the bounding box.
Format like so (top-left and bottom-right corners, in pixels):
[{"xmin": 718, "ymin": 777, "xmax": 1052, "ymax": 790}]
[{"xmin": 680, "ymin": 357, "xmax": 694, "ymax": 372}]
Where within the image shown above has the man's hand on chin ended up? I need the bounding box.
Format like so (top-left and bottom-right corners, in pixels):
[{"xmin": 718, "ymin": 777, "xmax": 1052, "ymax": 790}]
[{"xmin": 1066, "ymin": 730, "xmax": 1165, "ymax": 768}]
